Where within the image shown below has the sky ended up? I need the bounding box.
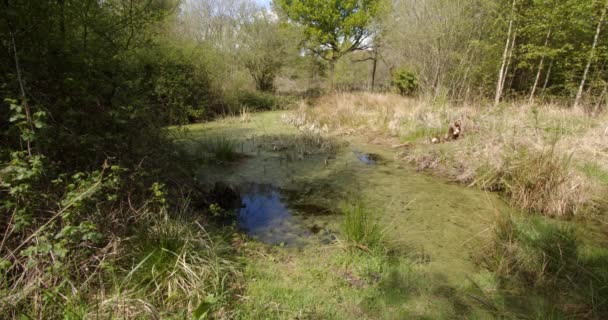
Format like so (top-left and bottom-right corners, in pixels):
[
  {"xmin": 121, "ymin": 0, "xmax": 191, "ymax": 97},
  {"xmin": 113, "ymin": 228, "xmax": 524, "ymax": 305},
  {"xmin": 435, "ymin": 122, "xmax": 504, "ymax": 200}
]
[{"xmin": 255, "ymin": 0, "xmax": 271, "ymax": 7}]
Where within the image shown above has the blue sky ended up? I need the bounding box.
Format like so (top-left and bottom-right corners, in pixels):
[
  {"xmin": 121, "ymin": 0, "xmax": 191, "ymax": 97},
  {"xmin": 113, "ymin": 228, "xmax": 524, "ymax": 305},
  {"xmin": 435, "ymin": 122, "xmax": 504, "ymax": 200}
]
[{"xmin": 255, "ymin": 0, "xmax": 271, "ymax": 7}]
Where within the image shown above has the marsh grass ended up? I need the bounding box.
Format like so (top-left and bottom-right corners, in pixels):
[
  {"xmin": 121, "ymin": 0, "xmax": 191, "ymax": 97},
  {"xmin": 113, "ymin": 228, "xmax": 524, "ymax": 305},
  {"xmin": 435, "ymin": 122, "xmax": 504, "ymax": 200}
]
[
  {"xmin": 107, "ymin": 216, "xmax": 239, "ymax": 319},
  {"xmin": 290, "ymin": 92, "xmax": 608, "ymax": 217},
  {"xmin": 476, "ymin": 144, "xmax": 586, "ymax": 216},
  {"xmin": 341, "ymin": 202, "xmax": 384, "ymax": 251},
  {"xmin": 580, "ymin": 162, "xmax": 608, "ymax": 185},
  {"xmin": 257, "ymin": 132, "xmax": 345, "ymax": 158},
  {"xmin": 198, "ymin": 136, "xmax": 240, "ymax": 162},
  {"xmin": 481, "ymin": 213, "xmax": 608, "ymax": 318}
]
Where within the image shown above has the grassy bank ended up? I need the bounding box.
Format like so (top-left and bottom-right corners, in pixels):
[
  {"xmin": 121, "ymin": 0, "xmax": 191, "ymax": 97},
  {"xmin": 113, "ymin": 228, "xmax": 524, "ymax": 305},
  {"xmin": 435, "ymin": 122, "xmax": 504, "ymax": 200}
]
[
  {"xmin": 286, "ymin": 92, "xmax": 608, "ymax": 218},
  {"xmin": 0, "ymin": 179, "xmax": 241, "ymax": 319},
  {"xmin": 479, "ymin": 213, "xmax": 608, "ymax": 318}
]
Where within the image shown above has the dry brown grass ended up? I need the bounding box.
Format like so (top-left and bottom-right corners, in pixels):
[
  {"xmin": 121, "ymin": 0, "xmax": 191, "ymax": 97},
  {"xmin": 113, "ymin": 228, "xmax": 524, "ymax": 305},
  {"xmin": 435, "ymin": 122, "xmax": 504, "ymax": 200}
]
[{"xmin": 285, "ymin": 92, "xmax": 608, "ymax": 217}]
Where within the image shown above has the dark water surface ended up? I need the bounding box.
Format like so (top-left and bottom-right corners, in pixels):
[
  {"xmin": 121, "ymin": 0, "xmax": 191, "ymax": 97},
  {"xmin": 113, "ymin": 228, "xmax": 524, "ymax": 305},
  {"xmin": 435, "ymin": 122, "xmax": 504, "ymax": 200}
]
[
  {"xmin": 237, "ymin": 184, "xmax": 335, "ymax": 246},
  {"xmin": 353, "ymin": 151, "xmax": 383, "ymax": 165}
]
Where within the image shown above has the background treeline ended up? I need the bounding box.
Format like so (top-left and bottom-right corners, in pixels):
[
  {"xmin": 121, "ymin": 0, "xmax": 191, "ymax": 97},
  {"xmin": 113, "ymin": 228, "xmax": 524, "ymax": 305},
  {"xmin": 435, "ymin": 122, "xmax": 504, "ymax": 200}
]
[{"xmin": 306, "ymin": 0, "xmax": 608, "ymax": 110}]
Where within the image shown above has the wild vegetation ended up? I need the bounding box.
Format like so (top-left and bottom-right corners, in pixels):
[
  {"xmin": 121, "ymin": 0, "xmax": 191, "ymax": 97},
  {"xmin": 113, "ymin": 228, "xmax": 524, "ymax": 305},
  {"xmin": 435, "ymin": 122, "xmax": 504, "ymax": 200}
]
[
  {"xmin": 2, "ymin": 0, "xmax": 608, "ymax": 319},
  {"xmin": 290, "ymin": 92, "xmax": 608, "ymax": 217}
]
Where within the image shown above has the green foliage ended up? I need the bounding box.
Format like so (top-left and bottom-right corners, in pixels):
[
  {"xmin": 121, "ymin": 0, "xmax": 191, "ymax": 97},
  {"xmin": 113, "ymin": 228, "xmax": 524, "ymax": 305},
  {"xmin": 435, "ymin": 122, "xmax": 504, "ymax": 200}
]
[
  {"xmin": 391, "ymin": 69, "xmax": 418, "ymax": 96},
  {"xmin": 277, "ymin": 0, "xmax": 381, "ymax": 87}
]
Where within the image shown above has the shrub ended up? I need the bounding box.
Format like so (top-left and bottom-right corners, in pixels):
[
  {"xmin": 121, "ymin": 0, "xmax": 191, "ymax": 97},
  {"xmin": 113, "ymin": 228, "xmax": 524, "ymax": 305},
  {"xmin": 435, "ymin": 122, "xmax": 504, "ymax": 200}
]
[{"xmin": 391, "ymin": 69, "xmax": 418, "ymax": 96}]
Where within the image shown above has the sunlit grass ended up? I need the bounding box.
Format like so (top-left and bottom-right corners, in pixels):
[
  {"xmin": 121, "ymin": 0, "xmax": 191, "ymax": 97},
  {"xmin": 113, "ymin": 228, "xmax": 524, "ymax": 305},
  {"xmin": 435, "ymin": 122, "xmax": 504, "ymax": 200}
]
[{"xmin": 341, "ymin": 202, "xmax": 384, "ymax": 251}]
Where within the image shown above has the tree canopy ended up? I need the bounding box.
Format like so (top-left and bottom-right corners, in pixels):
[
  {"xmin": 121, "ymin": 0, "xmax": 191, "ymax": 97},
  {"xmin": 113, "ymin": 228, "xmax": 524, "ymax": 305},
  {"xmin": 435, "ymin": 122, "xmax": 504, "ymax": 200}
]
[{"xmin": 276, "ymin": 0, "xmax": 381, "ymax": 65}]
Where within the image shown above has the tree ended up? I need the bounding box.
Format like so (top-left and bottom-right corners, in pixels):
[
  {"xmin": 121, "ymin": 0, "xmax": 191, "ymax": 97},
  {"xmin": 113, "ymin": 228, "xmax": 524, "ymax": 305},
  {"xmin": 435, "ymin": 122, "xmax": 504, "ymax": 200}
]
[
  {"xmin": 574, "ymin": 0, "xmax": 608, "ymax": 109},
  {"xmin": 239, "ymin": 12, "xmax": 293, "ymax": 92},
  {"xmin": 276, "ymin": 0, "xmax": 381, "ymax": 89},
  {"xmin": 495, "ymin": 0, "xmax": 517, "ymax": 106}
]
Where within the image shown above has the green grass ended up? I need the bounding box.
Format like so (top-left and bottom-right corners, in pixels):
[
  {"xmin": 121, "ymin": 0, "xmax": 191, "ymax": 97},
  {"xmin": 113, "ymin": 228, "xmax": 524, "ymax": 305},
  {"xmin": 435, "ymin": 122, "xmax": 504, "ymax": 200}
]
[
  {"xmin": 341, "ymin": 202, "xmax": 384, "ymax": 250},
  {"xmin": 399, "ymin": 123, "xmax": 443, "ymax": 142},
  {"xmin": 198, "ymin": 136, "xmax": 240, "ymax": 162},
  {"xmin": 480, "ymin": 213, "xmax": 608, "ymax": 319},
  {"xmin": 580, "ymin": 162, "xmax": 608, "ymax": 185},
  {"xmin": 112, "ymin": 216, "xmax": 238, "ymax": 319}
]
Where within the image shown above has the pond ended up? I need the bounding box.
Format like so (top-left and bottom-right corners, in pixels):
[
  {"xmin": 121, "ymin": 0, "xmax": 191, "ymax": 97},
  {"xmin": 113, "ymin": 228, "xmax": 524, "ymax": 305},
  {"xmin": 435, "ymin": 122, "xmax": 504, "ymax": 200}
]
[
  {"xmin": 189, "ymin": 111, "xmax": 510, "ymax": 281},
  {"xmin": 237, "ymin": 183, "xmax": 337, "ymax": 246}
]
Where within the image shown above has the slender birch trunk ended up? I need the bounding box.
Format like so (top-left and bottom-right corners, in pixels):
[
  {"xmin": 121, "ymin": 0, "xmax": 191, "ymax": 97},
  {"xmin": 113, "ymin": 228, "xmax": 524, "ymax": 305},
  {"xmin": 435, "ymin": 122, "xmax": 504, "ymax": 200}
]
[
  {"xmin": 495, "ymin": 0, "xmax": 517, "ymax": 106},
  {"xmin": 574, "ymin": 0, "xmax": 608, "ymax": 109},
  {"xmin": 541, "ymin": 58, "xmax": 554, "ymax": 93},
  {"xmin": 501, "ymin": 31, "xmax": 517, "ymax": 99},
  {"xmin": 9, "ymin": 27, "xmax": 33, "ymax": 157},
  {"xmin": 529, "ymin": 29, "xmax": 552, "ymax": 105}
]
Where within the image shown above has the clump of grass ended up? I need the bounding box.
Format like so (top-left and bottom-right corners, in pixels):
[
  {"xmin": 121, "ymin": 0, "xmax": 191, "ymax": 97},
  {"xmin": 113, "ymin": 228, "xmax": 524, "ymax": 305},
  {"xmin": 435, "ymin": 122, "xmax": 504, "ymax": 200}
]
[
  {"xmin": 481, "ymin": 213, "xmax": 608, "ymax": 318},
  {"xmin": 239, "ymin": 106, "xmax": 252, "ymax": 123},
  {"xmin": 109, "ymin": 216, "xmax": 238, "ymax": 318},
  {"xmin": 482, "ymin": 145, "xmax": 584, "ymax": 217},
  {"xmin": 199, "ymin": 136, "xmax": 240, "ymax": 162},
  {"xmin": 340, "ymin": 203, "xmax": 384, "ymax": 250},
  {"xmin": 0, "ymin": 198, "xmax": 241, "ymax": 319},
  {"xmin": 258, "ymin": 132, "xmax": 345, "ymax": 157}
]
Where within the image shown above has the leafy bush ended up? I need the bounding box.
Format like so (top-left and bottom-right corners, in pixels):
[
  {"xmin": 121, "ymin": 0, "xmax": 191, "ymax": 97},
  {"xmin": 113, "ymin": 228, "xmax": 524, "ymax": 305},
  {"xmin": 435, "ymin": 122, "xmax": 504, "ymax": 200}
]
[{"xmin": 391, "ymin": 69, "xmax": 418, "ymax": 96}]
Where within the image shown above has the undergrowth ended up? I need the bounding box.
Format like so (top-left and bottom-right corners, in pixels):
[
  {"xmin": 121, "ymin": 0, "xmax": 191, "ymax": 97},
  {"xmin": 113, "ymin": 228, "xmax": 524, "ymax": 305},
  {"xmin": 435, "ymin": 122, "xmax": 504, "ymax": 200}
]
[
  {"xmin": 480, "ymin": 213, "xmax": 608, "ymax": 318},
  {"xmin": 288, "ymin": 92, "xmax": 608, "ymax": 218},
  {"xmin": 476, "ymin": 144, "xmax": 586, "ymax": 217}
]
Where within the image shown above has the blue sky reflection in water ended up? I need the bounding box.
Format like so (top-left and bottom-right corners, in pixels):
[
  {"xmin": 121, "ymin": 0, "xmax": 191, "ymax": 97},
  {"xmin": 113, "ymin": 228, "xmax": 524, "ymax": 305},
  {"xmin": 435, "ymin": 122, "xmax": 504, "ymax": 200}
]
[{"xmin": 238, "ymin": 184, "xmax": 311, "ymax": 245}]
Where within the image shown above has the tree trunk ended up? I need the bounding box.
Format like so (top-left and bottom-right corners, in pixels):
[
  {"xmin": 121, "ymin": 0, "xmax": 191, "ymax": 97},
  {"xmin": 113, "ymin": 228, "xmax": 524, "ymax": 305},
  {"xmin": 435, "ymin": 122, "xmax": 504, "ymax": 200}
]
[
  {"xmin": 541, "ymin": 58, "xmax": 554, "ymax": 94},
  {"xmin": 529, "ymin": 29, "xmax": 552, "ymax": 105},
  {"xmin": 495, "ymin": 0, "xmax": 517, "ymax": 106},
  {"xmin": 370, "ymin": 49, "xmax": 378, "ymax": 91},
  {"xmin": 574, "ymin": 0, "xmax": 608, "ymax": 109},
  {"xmin": 329, "ymin": 59, "xmax": 337, "ymax": 92},
  {"xmin": 9, "ymin": 26, "xmax": 33, "ymax": 156},
  {"xmin": 502, "ymin": 31, "xmax": 517, "ymax": 96}
]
